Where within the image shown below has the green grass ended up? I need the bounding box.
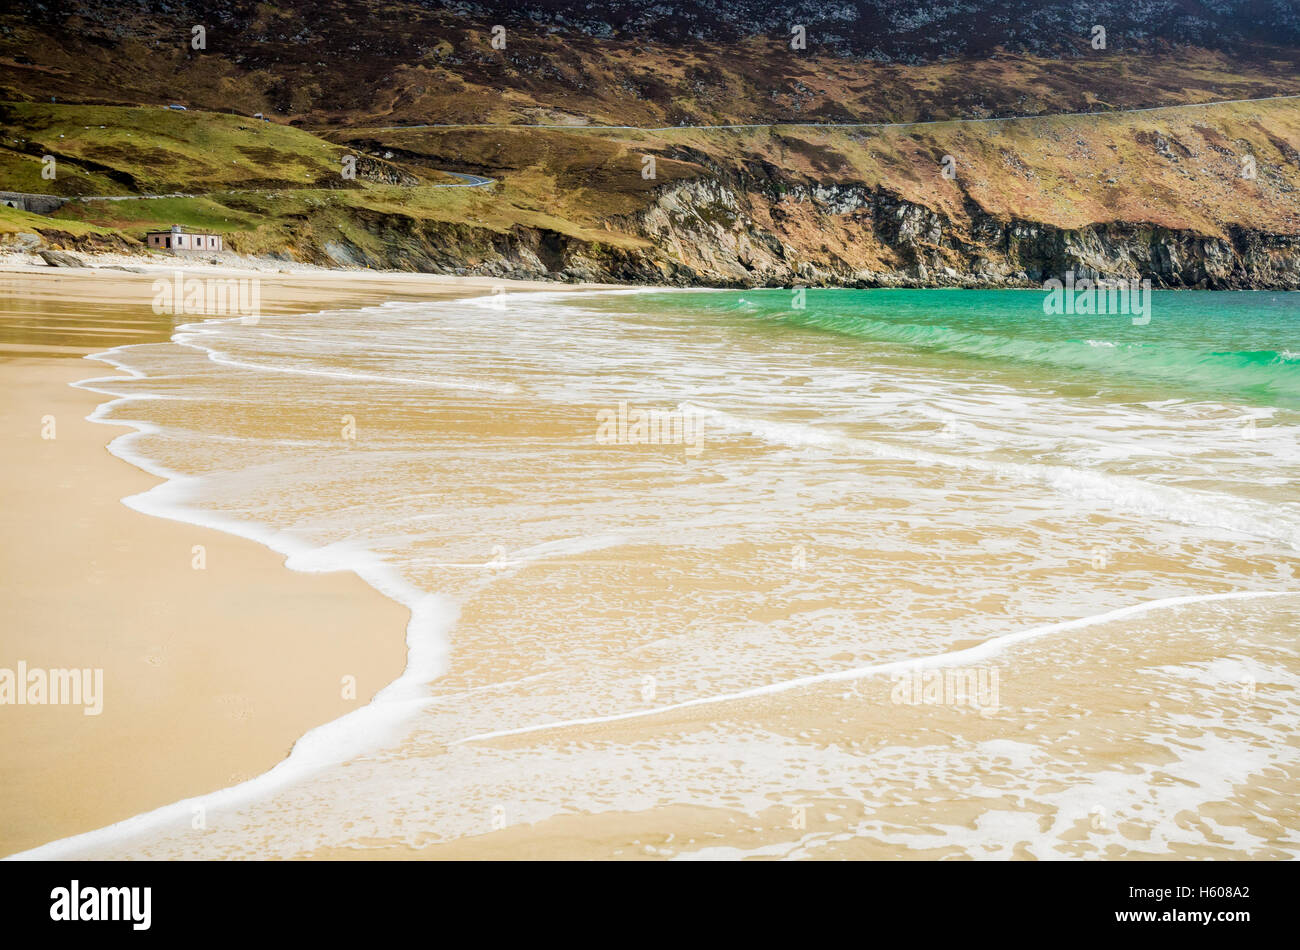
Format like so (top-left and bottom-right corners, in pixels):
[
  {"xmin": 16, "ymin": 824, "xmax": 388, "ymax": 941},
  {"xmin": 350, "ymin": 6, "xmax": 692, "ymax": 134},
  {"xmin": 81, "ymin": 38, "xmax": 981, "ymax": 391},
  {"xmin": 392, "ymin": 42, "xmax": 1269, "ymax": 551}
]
[
  {"xmin": 0, "ymin": 148, "xmax": 125, "ymax": 195},
  {"xmin": 50, "ymin": 196, "xmax": 266, "ymax": 236},
  {"xmin": 0, "ymin": 101, "xmax": 355, "ymax": 196},
  {"xmin": 0, "ymin": 204, "xmax": 114, "ymax": 236}
]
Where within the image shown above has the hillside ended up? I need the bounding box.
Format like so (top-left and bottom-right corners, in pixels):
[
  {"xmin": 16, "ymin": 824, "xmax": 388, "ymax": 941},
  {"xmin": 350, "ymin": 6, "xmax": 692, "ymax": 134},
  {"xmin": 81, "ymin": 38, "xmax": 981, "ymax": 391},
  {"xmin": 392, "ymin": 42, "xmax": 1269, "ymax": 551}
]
[
  {"xmin": 1, "ymin": 1, "xmax": 1298, "ymax": 287},
  {"xmin": 2, "ymin": 94, "xmax": 1295, "ymax": 288},
  {"xmin": 326, "ymin": 96, "xmax": 1300, "ymax": 287},
  {"xmin": 3, "ymin": 2, "xmax": 1300, "ymax": 127},
  {"xmin": 0, "ymin": 102, "xmax": 388, "ymax": 196}
]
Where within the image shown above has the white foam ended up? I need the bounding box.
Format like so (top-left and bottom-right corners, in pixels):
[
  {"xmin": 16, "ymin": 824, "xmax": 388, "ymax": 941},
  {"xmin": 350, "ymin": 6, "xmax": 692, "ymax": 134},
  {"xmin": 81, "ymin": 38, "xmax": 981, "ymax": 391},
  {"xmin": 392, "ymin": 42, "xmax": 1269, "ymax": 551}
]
[
  {"xmin": 175, "ymin": 329, "xmax": 522, "ymax": 395},
  {"xmin": 8, "ymin": 285, "xmax": 663, "ymax": 859},
  {"xmin": 449, "ymin": 589, "xmax": 1298, "ymax": 746},
  {"xmin": 686, "ymin": 403, "xmax": 1300, "ymax": 551},
  {"xmin": 14, "ymin": 285, "xmax": 1296, "ymax": 859},
  {"xmin": 7, "ymin": 348, "xmax": 460, "ymax": 861}
]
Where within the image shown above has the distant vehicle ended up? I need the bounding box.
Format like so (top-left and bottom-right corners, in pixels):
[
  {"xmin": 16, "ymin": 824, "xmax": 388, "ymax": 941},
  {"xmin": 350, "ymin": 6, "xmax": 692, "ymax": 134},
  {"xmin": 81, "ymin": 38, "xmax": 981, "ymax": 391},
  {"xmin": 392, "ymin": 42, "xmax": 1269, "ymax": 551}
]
[
  {"xmin": 253, "ymin": 112, "xmax": 263, "ymax": 118},
  {"xmin": 168, "ymin": 104, "xmax": 187, "ymax": 111}
]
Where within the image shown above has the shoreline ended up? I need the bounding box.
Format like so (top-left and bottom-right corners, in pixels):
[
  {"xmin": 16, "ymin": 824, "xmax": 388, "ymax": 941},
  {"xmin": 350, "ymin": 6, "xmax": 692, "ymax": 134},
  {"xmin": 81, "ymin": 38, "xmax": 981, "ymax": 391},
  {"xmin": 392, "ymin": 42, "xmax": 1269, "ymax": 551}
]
[
  {"xmin": 5, "ymin": 254, "xmax": 1299, "ymax": 294},
  {"xmin": 4, "ymin": 267, "xmax": 1296, "ymax": 860},
  {"xmin": 0, "ymin": 267, "xmax": 620, "ymax": 858}
]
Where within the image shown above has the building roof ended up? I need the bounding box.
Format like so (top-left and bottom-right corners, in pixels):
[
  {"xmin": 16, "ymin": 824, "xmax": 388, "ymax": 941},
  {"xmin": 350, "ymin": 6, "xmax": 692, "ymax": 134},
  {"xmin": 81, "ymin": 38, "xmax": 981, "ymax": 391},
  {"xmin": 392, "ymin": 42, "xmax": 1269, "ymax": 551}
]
[{"xmin": 145, "ymin": 226, "xmax": 218, "ymax": 236}]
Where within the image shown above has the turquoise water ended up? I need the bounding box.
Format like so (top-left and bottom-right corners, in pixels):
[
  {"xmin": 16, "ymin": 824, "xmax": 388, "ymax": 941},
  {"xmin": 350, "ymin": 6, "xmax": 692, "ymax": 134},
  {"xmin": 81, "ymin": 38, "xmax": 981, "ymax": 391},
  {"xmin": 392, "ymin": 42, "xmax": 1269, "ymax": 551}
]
[{"xmin": 632, "ymin": 289, "xmax": 1300, "ymax": 410}]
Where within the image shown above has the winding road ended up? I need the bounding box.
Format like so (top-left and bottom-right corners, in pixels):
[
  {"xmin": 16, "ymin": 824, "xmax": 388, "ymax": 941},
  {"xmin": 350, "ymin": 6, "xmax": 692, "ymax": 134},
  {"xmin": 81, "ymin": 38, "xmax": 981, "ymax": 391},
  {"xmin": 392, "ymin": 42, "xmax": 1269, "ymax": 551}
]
[
  {"xmin": 69, "ymin": 168, "xmax": 496, "ymax": 203},
  {"xmin": 366, "ymin": 90, "xmax": 1300, "ymax": 133},
  {"xmin": 55, "ymin": 91, "xmax": 1300, "ymax": 204},
  {"xmin": 364, "ymin": 92, "xmax": 1300, "ymax": 135}
]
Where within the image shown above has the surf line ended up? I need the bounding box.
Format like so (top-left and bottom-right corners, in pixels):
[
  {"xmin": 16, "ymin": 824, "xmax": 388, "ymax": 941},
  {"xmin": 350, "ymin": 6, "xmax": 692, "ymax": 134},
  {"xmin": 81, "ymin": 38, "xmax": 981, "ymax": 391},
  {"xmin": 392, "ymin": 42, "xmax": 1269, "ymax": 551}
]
[{"xmin": 451, "ymin": 589, "xmax": 1297, "ymax": 746}]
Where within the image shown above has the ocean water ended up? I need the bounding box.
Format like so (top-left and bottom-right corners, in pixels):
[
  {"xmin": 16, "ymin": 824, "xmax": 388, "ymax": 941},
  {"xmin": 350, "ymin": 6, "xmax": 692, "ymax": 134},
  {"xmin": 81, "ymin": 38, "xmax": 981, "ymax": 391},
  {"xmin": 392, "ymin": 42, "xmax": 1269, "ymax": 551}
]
[{"xmin": 25, "ymin": 287, "xmax": 1300, "ymax": 859}]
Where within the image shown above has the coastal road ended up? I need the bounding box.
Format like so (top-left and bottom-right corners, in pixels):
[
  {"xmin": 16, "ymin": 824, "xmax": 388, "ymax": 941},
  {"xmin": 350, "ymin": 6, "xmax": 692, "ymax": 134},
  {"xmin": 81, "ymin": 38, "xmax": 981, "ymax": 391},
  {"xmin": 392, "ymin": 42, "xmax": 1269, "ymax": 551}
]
[
  {"xmin": 69, "ymin": 168, "xmax": 496, "ymax": 203},
  {"xmin": 363, "ymin": 91, "xmax": 1300, "ymax": 134},
  {"xmin": 54, "ymin": 91, "xmax": 1298, "ymax": 203},
  {"xmin": 438, "ymin": 171, "xmax": 495, "ymax": 187}
]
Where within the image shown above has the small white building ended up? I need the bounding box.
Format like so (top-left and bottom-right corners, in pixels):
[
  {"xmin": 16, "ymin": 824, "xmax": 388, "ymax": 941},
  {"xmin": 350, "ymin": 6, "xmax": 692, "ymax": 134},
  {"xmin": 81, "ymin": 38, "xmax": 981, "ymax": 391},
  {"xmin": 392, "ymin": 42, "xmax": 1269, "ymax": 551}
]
[{"xmin": 146, "ymin": 225, "xmax": 223, "ymax": 252}]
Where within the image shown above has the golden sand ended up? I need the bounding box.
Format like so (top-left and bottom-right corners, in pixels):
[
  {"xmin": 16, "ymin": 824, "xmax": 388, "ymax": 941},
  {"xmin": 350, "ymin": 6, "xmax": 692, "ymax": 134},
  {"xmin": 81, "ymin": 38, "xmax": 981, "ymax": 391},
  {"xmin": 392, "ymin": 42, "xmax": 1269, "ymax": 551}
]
[
  {"xmin": 3, "ymin": 267, "xmax": 1295, "ymax": 861},
  {"xmin": 0, "ymin": 265, "xmax": 612, "ymax": 857}
]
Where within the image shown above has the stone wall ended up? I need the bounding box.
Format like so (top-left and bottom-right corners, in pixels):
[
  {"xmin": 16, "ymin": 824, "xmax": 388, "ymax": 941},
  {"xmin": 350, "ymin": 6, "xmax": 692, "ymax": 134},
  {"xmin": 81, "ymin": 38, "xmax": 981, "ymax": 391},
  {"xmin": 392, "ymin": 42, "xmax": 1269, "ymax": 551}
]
[{"xmin": 0, "ymin": 192, "xmax": 68, "ymax": 215}]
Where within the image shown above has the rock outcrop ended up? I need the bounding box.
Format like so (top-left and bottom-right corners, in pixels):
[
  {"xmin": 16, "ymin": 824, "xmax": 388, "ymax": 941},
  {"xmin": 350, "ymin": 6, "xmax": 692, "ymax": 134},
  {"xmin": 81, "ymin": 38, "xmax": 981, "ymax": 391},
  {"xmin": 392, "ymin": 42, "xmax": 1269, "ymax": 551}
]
[
  {"xmin": 267, "ymin": 172, "xmax": 1298, "ymax": 289},
  {"xmin": 37, "ymin": 249, "xmax": 86, "ymax": 267}
]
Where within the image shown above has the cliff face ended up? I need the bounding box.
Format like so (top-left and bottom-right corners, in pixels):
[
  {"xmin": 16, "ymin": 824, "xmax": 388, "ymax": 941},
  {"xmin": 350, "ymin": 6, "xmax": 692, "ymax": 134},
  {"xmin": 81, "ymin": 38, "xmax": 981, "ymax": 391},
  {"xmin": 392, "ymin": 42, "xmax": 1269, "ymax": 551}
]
[
  {"xmin": 3, "ymin": 3, "xmax": 1299, "ymax": 290},
  {"xmin": 605, "ymin": 176, "xmax": 1300, "ymax": 289},
  {"xmin": 151, "ymin": 172, "xmax": 1292, "ymax": 289},
  {"xmin": 26, "ymin": 155, "xmax": 1297, "ymax": 288},
  {"xmin": 296, "ymin": 94, "xmax": 1300, "ymax": 289}
]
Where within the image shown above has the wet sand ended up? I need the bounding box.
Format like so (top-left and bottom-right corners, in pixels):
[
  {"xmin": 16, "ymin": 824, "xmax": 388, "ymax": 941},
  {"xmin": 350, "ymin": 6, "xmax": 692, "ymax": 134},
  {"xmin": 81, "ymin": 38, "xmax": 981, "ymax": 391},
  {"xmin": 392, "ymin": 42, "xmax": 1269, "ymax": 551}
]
[
  {"xmin": 0, "ymin": 265, "xmax": 611, "ymax": 857},
  {"xmin": 3, "ymin": 271, "xmax": 1294, "ymax": 861},
  {"xmin": 305, "ymin": 590, "xmax": 1299, "ymax": 860}
]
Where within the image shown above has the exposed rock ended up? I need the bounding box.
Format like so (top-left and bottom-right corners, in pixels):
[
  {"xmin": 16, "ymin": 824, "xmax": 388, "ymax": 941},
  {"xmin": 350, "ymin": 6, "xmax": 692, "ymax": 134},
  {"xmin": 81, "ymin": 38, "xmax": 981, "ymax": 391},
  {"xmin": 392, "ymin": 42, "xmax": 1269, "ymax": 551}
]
[
  {"xmin": 38, "ymin": 249, "xmax": 86, "ymax": 267},
  {"xmin": 232, "ymin": 172, "xmax": 1300, "ymax": 288},
  {"xmin": 1, "ymin": 231, "xmax": 43, "ymax": 249}
]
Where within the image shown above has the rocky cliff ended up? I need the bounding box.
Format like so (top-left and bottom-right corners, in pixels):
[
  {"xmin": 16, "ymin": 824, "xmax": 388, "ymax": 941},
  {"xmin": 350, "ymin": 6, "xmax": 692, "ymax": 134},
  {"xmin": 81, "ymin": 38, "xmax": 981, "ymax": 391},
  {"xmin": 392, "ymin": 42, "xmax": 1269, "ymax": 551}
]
[{"xmin": 270, "ymin": 175, "xmax": 1297, "ymax": 289}]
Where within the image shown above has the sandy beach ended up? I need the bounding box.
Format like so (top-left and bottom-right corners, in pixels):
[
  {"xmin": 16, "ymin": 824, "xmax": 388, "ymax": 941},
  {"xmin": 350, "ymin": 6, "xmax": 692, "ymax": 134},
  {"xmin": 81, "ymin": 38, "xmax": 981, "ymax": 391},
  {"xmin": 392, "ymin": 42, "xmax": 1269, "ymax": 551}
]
[
  {"xmin": 2, "ymin": 266, "xmax": 1295, "ymax": 863},
  {"xmin": 0, "ymin": 265, "xmax": 610, "ymax": 857}
]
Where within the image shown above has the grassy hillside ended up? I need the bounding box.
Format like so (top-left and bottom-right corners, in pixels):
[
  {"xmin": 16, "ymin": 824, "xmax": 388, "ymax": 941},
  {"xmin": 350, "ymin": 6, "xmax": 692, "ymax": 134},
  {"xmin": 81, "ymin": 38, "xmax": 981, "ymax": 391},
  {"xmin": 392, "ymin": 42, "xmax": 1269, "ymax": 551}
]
[
  {"xmin": 0, "ymin": 204, "xmax": 114, "ymax": 237},
  {"xmin": 2, "ymin": 96, "xmax": 1297, "ymax": 286},
  {"xmin": 336, "ymin": 97, "xmax": 1300, "ymax": 240},
  {"xmin": 0, "ymin": 102, "xmax": 432, "ymax": 196},
  {"xmin": 0, "ymin": 2, "xmax": 1295, "ymax": 285}
]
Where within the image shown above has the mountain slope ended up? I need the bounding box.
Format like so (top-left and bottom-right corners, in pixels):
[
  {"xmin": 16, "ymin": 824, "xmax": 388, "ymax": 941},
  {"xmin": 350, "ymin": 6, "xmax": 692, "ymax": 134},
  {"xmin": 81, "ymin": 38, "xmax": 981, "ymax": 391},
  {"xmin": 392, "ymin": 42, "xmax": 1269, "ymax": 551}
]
[
  {"xmin": 3, "ymin": 1, "xmax": 1300, "ymax": 126},
  {"xmin": 2, "ymin": 2, "xmax": 1298, "ymax": 287}
]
